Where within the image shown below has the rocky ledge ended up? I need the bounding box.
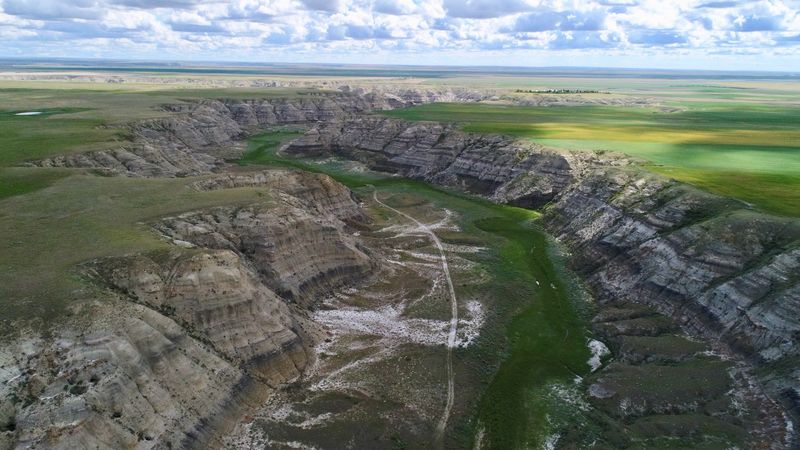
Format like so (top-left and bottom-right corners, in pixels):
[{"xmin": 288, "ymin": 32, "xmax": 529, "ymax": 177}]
[
  {"xmin": 284, "ymin": 116, "xmax": 632, "ymax": 208},
  {"xmin": 542, "ymin": 168, "xmax": 800, "ymax": 422},
  {"xmin": 32, "ymin": 96, "xmax": 378, "ymax": 177}
]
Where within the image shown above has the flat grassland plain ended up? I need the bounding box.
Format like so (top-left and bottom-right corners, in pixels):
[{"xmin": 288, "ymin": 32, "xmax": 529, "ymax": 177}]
[{"xmin": 387, "ymin": 75, "xmax": 800, "ymax": 217}]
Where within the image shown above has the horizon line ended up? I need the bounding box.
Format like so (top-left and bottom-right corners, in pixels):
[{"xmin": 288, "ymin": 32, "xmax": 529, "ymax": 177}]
[{"xmin": 0, "ymin": 55, "xmax": 798, "ymax": 76}]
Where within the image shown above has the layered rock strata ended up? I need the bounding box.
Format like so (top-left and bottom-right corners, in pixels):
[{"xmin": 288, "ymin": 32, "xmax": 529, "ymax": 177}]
[
  {"xmin": 31, "ymin": 96, "xmax": 379, "ymax": 177},
  {"xmin": 1, "ymin": 300, "xmax": 274, "ymax": 450},
  {"xmin": 29, "ymin": 89, "xmax": 653, "ymax": 180},
  {"xmin": 582, "ymin": 303, "xmax": 790, "ymax": 448},
  {"xmin": 285, "ymin": 116, "xmax": 631, "ymax": 208},
  {"xmin": 283, "ymin": 115, "xmax": 800, "ymax": 426},
  {"xmin": 541, "ymin": 168, "xmax": 800, "ymax": 417},
  {"xmin": 154, "ymin": 204, "xmax": 374, "ymax": 307},
  {"xmin": 30, "ymin": 92, "xmax": 489, "ymax": 178},
  {"xmin": 1, "ymin": 170, "xmax": 376, "ymax": 449}
]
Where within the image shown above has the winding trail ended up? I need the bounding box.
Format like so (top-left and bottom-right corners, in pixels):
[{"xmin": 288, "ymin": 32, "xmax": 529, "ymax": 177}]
[{"xmin": 372, "ymin": 189, "xmax": 458, "ymax": 447}]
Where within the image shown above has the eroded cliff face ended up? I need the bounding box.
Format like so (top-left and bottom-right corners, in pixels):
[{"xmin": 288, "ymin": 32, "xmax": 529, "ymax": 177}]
[
  {"xmin": 30, "ymin": 91, "xmax": 489, "ymax": 178},
  {"xmin": 190, "ymin": 169, "xmax": 368, "ymax": 224},
  {"xmin": 33, "ymin": 96, "xmax": 377, "ymax": 177},
  {"xmin": 30, "ymin": 90, "xmax": 643, "ymax": 180},
  {"xmin": 540, "ymin": 168, "xmax": 800, "ymax": 415},
  {"xmin": 94, "ymin": 249, "xmax": 314, "ymax": 385},
  {"xmin": 282, "ymin": 114, "xmax": 800, "ymax": 429},
  {"xmin": 583, "ymin": 302, "xmax": 791, "ymax": 447},
  {"xmin": 154, "ymin": 204, "xmax": 374, "ymax": 307},
  {"xmin": 285, "ymin": 116, "xmax": 630, "ymax": 208},
  {"xmin": 1, "ymin": 300, "xmax": 272, "ymax": 450},
  {"xmin": 0, "ymin": 170, "xmax": 377, "ymax": 449}
]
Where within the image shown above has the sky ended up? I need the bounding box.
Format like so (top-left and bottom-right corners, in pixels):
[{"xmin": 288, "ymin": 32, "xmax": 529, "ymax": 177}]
[{"xmin": 0, "ymin": 0, "xmax": 799, "ymax": 71}]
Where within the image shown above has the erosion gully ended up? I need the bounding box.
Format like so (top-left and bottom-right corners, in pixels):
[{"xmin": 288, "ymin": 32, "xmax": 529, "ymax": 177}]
[{"xmin": 240, "ymin": 131, "xmax": 594, "ymax": 448}]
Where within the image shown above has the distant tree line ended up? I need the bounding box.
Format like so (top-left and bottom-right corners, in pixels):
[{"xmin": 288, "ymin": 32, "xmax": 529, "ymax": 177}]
[{"xmin": 515, "ymin": 89, "xmax": 608, "ymax": 94}]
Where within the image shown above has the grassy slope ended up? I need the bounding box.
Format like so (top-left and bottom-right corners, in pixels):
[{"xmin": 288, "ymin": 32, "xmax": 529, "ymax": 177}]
[
  {"xmin": 0, "ymin": 173, "xmax": 272, "ymax": 326},
  {"xmin": 471, "ymin": 214, "xmax": 592, "ymax": 448},
  {"xmin": 0, "ymin": 84, "xmax": 315, "ymax": 328},
  {"xmin": 0, "ymin": 85, "xmax": 314, "ymax": 165},
  {"xmin": 0, "ymin": 167, "xmax": 70, "ymax": 200}
]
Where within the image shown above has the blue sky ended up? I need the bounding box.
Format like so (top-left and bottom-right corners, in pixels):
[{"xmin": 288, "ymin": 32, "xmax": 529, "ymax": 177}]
[{"xmin": 1, "ymin": 0, "xmax": 799, "ymax": 71}]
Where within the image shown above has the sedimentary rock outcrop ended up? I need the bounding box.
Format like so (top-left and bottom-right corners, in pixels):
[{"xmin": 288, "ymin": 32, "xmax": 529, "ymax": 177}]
[
  {"xmin": 1, "ymin": 170, "xmax": 376, "ymax": 449},
  {"xmin": 584, "ymin": 303, "xmax": 790, "ymax": 448},
  {"xmin": 284, "ymin": 114, "xmax": 800, "ymax": 427},
  {"xmin": 95, "ymin": 249, "xmax": 314, "ymax": 384},
  {"xmin": 285, "ymin": 117, "xmax": 629, "ymax": 208},
  {"xmin": 191, "ymin": 169, "xmax": 367, "ymax": 224},
  {"xmin": 155, "ymin": 205, "xmax": 374, "ymax": 306},
  {"xmin": 1, "ymin": 300, "xmax": 273, "ymax": 450},
  {"xmin": 540, "ymin": 168, "xmax": 800, "ymax": 417},
  {"xmin": 33, "ymin": 96, "xmax": 377, "ymax": 177},
  {"xmin": 30, "ymin": 90, "xmax": 494, "ymax": 178}
]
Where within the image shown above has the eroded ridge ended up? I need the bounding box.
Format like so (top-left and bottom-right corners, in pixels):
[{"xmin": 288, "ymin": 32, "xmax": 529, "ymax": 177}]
[{"xmin": 0, "ymin": 170, "xmax": 378, "ymax": 449}]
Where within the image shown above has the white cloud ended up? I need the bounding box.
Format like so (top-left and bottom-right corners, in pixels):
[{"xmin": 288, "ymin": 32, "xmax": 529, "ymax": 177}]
[
  {"xmin": 2, "ymin": 0, "xmax": 104, "ymax": 20},
  {"xmin": 373, "ymin": 0, "xmax": 416, "ymax": 15},
  {"xmin": 442, "ymin": 0, "xmax": 533, "ymax": 18},
  {"xmin": 300, "ymin": 0, "xmax": 343, "ymax": 13},
  {"xmin": 0, "ymin": 0, "xmax": 797, "ymax": 69}
]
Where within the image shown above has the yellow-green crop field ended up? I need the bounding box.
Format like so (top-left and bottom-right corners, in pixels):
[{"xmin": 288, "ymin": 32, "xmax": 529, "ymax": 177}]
[{"xmin": 384, "ymin": 82, "xmax": 800, "ymax": 216}]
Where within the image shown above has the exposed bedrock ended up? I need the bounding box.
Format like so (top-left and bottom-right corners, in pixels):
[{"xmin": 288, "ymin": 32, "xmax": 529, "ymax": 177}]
[
  {"xmin": 33, "ymin": 96, "xmax": 376, "ymax": 177},
  {"xmin": 155, "ymin": 203, "xmax": 375, "ymax": 307},
  {"xmin": 285, "ymin": 116, "xmax": 800, "ymax": 424},
  {"xmin": 1, "ymin": 300, "xmax": 273, "ymax": 450},
  {"xmin": 584, "ymin": 304, "xmax": 789, "ymax": 448},
  {"xmin": 30, "ymin": 90, "xmax": 486, "ymax": 178},
  {"xmin": 191, "ymin": 169, "xmax": 368, "ymax": 224},
  {"xmin": 94, "ymin": 249, "xmax": 313, "ymax": 385},
  {"xmin": 284, "ymin": 116, "xmax": 629, "ymax": 208},
  {"xmin": 541, "ymin": 168, "xmax": 800, "ymax": 417},
  {"xmin": 1, "ymin": 171, "xmax": 377, "ymax": 449},
  {"xmin": 161, "ymin": 170, "xmax": 375, "ymax": 306}
]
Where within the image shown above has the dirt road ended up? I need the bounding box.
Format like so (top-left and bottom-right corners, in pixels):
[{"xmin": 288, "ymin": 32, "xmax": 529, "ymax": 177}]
[{"xmin": 372, "ymin": 189, "xmax": 458, "ymax": 447}]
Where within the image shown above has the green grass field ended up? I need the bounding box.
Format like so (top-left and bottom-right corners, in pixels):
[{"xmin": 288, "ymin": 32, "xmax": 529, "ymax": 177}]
[
  {"xmin": 237, "ymin": 130, "xmax": 304, "ymax": 166},
  {"xmin": 0, "ymin": 172, "xmax": 275, "ymax": 326},
  {"xmin": 383, "ymin": 99, "xmax": 800, "ymax": 217}
]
